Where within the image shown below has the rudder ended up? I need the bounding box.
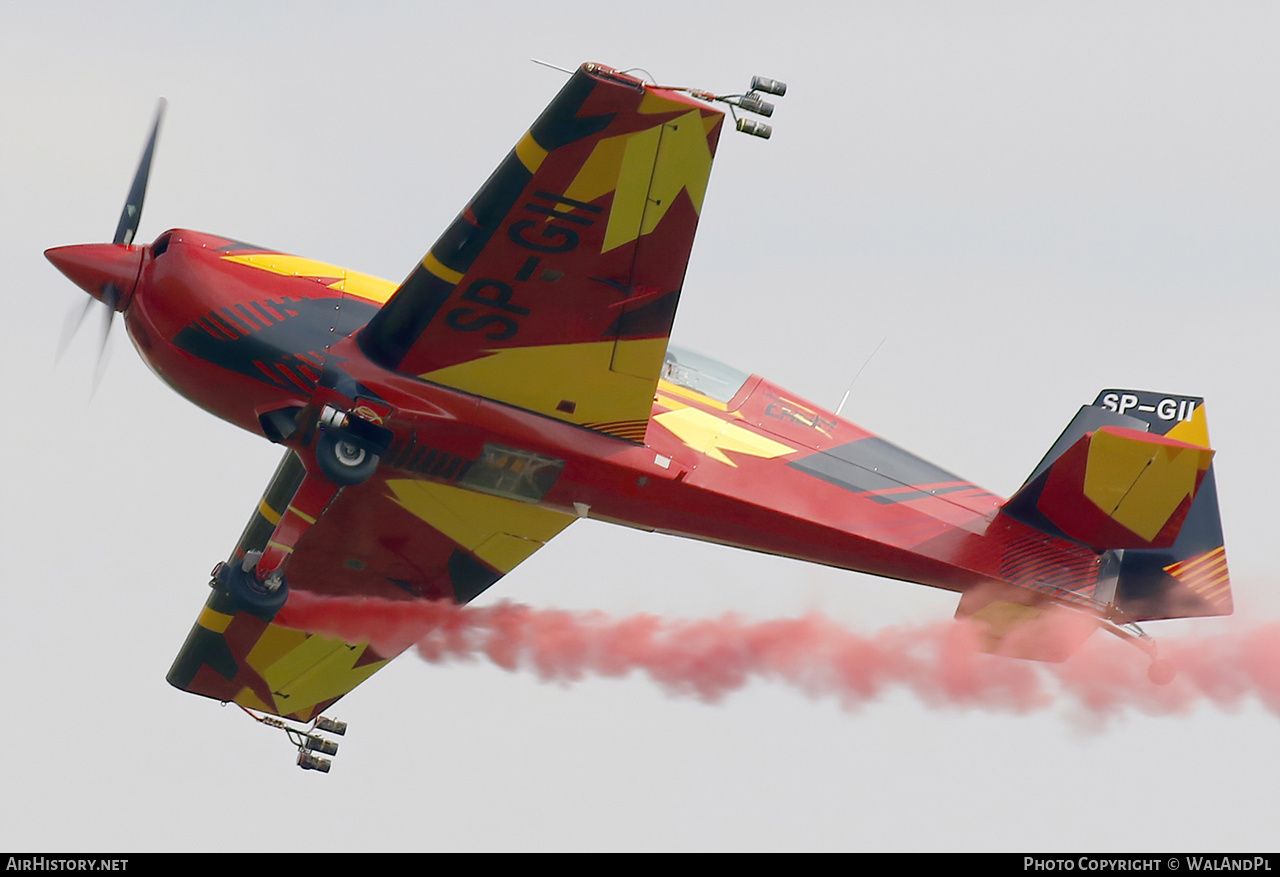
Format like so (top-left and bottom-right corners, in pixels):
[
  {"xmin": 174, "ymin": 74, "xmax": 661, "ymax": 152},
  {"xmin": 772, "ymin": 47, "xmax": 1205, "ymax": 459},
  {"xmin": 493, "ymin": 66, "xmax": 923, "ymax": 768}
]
[{"xmin": 1002, "ymin": 389, "xmax": 1231, "ymax": 622}]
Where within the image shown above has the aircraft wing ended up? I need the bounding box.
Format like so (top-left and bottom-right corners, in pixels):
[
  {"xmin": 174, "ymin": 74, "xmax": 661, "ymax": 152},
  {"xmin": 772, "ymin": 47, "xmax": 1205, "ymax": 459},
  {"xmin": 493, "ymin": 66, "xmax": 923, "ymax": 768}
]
[
  {"xmin": 166, "ymin": 452, "xmax": 574, "ymax": 722},
  {"xmin": 358, "ymin": 63, "xmax": 725, "ymax": 442}
]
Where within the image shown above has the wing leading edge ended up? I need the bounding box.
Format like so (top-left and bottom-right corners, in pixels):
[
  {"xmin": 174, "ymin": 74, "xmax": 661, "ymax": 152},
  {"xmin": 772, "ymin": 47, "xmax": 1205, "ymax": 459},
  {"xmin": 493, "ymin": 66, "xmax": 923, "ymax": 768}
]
[{"xmin": 359, "ymin": 63, "xmax": 725, "ymax": 442}]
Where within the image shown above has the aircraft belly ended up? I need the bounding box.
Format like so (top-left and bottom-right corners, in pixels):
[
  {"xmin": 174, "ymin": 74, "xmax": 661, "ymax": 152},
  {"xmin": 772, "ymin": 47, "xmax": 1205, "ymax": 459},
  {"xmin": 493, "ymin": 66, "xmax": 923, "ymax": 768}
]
[
  {"xmin": 580, "ymin": 471, "xmax": 991, "ymax": 593},
  {"xmin": 579, "ymin": 459, "xmax": 1097, "ymax": 603},
  {"xmin": 347, "ymin": 362, "xmax": 1102, "ymax": 606}
]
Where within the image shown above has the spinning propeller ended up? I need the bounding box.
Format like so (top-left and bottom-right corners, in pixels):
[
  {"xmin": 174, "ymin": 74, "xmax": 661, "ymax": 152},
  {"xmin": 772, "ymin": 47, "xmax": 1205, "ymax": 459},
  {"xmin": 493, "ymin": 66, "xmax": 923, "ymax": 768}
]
[{"xmin": 50, "ymin": 99, "xmax": 165, "ymax": 381}]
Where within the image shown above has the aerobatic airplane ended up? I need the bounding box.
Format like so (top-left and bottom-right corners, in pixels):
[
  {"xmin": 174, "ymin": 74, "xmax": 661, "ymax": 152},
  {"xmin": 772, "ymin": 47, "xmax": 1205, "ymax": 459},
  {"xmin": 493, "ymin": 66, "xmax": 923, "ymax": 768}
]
[{"xmin": 47, "ymin": 63, "xmax": 1231, "ymax": 771}]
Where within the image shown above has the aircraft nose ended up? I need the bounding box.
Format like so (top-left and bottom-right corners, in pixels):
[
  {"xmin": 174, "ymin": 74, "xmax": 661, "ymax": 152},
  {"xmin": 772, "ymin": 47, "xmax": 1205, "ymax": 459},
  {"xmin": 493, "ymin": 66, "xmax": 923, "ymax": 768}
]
[{"xmin": 44, "ymin": 243, "xmax": 145, "ymax": 310}]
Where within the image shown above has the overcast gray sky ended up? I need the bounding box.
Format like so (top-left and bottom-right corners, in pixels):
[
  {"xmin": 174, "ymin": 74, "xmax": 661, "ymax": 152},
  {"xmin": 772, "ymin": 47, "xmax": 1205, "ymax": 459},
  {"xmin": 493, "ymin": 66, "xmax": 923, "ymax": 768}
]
[{"xmin": 4, "ymin": 0, "xmax": 1279, "ymax": 852}]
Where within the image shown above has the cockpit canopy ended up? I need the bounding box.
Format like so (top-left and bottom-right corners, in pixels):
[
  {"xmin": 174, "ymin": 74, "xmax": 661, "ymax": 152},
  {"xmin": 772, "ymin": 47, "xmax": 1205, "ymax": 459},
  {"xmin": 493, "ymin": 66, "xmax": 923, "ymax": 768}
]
[{"xmin": 661, "ymin": 345, "xmax": 750, "ymax": 403}]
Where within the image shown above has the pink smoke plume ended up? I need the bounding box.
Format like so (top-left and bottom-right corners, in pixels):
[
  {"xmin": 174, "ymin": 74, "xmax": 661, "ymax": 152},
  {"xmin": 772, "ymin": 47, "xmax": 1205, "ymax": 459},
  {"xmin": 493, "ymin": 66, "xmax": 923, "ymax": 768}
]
[{"xmin": 276, "ymin": 592, "xmax": 1280, "ymax": 723}]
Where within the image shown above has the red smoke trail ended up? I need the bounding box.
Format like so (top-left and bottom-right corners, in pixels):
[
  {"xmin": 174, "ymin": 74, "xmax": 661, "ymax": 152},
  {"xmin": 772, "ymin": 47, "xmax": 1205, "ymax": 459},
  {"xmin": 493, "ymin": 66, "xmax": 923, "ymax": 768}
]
[{"xmin": 277, "ymin": 592, "xmax": 1280, "ymax": 723}]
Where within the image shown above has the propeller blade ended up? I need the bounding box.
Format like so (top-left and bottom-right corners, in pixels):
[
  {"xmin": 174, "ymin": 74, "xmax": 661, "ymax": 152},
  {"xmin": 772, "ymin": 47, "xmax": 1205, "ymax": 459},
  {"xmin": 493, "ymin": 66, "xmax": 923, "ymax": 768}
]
[
  {"xmin": 113, "ymin": 99, "xmax": 166, "ymax": 246},
  {"xmin": 56, "ymin": 296, "xmax": 95, "ymax": 363},
  {"xmin": 91, "ymin": 331, "xmax": 113, "ymax": 396},
  {"xmin": 90, "ymin": 285, "xmax": 120, "ymax": 395}
]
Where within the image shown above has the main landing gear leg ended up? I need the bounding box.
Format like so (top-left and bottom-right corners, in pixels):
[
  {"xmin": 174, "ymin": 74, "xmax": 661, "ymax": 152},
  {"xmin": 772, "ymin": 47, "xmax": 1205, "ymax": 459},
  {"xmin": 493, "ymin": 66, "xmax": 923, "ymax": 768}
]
[
  {"xmin": 213, "ymin": 465, "xmax": 341, "ymax": 618},
  {"xmin": 252, "ymin": 463, "xmax": 343, "ymax": 588},
  {"xmin": 253, "ymin": 414, "xmax": 386, "ymax": 581},
  {"xmin": 214, "ymin": 409, "xmax": 386, "ymax": 619}
]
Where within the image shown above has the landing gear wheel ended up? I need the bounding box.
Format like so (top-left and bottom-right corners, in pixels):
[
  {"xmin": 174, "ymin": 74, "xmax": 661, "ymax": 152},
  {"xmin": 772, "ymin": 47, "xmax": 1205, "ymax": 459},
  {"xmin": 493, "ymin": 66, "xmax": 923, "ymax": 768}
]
[
  {"xmin": 1147, "ymin": 660, "xmax": 1176, "ymax": 686},
  {"xmin": 216, "ymin": 559, "xmax": 289, "ymax": 620},
  {"xmin": 316, "ymin": 428, "xmax": 379, "ymax": 486}
]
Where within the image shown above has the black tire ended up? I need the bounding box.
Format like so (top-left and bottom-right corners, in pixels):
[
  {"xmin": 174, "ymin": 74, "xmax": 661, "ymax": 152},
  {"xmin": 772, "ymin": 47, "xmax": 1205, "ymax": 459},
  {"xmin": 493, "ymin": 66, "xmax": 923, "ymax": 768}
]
[
  {"xmin": 216, "ymin": 560, "xmax": 289, "ymax": 620},
  {"xmin": 316, "ymin": 428, "xmax": 379, "ymax": 486}
]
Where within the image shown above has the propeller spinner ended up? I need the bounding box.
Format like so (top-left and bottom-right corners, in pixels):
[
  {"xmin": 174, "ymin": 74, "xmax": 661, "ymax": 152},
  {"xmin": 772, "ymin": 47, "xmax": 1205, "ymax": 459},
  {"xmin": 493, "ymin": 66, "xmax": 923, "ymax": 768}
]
[{"xmin": 48, "ymin": 99, "xmax": 166, "ymax": 373}]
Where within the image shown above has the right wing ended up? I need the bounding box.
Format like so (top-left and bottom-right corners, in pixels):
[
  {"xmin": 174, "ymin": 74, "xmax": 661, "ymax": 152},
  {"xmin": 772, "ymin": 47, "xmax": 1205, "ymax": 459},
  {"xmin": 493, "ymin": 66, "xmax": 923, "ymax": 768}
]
[
  {"xmin": 166, "ymin": 452, "xmax": 574, "ymax": 722},
  {"xmin": 358, "ymin": 63, "xmax": 725, "ymax": 442}
]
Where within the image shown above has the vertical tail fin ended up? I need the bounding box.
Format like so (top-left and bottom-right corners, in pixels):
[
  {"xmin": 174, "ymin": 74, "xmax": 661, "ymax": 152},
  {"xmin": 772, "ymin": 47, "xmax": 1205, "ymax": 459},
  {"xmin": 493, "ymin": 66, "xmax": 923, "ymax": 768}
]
[{"xmin": 1001, "ymin": 389, "xmax": 1231, "ymax": 622}]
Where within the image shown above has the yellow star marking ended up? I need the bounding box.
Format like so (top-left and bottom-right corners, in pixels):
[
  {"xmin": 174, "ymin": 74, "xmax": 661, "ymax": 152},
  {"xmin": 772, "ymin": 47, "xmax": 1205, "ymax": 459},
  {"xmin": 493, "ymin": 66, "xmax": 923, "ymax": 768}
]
[
  {"xmin": 232, "ymin": 687, "xmax": 275, "ymax": 714},
  {"xmin": 638, "ymin": 92, "xmax": 690, "ymax": 115},
  {"xmin": 654, "ymin": 407, "xmax": 793, "ymax": 467},
  {"xmin": 561, "ymin": 110, "xmax": 714, "ymax": 253},
  {"xmin": 385, "ymin": 479, "xmax": 573, "ymax": 574},
  {"xmin": 562, "ymin": 133, "xmax": 630, "ymax": 217},
  {"xmin": 645, "ymin": 110, "xmax": 714, "ymax": 224},
  {"xmin": 243, "ymin": 627, "xmax": 387, "ymax": 716},
  {"xmin": 969, "ymin": 600, "xmax": 1044, "ymax": 647},
  {"xmin": 1083, "ymin": 430, "xmax": 1213, "ymax": 541},
  {"xmin": 1165, "ymin": 403, "xmax": 1211, "ymax": 448},
  {"xmin": 602, "ymin": 125, "xmax": 660, "ymax": 253},
  {"xmin": 245, "ymin": 623, "xmax": 309, "ymax": 674},
  {"xmin": 421, "ymin": 338, "xmax": 668, "ymax": 428}
]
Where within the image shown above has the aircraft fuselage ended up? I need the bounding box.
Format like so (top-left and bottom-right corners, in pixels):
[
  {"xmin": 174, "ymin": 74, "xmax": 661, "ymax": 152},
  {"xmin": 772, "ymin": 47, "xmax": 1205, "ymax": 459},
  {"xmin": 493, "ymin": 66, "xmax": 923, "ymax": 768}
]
[{"xmin": 89, "ymin": 228, "xmax": 1105, "ymax": 610}]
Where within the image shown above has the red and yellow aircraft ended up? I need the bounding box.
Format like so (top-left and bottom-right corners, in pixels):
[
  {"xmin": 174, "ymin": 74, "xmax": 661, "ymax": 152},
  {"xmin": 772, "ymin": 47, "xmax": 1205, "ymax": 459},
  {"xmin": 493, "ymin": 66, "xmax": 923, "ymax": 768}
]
[{"xmin": 48, "ymin": 63, "xmax": 1231, "ymax": 771}]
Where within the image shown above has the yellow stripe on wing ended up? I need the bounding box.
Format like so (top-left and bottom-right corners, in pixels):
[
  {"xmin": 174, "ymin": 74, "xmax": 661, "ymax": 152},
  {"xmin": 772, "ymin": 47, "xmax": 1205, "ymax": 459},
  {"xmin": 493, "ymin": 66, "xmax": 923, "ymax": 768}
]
[
  {"xmin": 422, "ymin": 251, "xmax": 464, "ymax": 285},
  {"xmin": 515, "ymin": 131, "xmax": 549, "ymax": 173},
  {"xmin": 257, "ymin": 499, "xmax": 282, "ymax": 526},
  {"xmin": 196, "ymin": 607, "xmax": 234, "ymax": 634}
]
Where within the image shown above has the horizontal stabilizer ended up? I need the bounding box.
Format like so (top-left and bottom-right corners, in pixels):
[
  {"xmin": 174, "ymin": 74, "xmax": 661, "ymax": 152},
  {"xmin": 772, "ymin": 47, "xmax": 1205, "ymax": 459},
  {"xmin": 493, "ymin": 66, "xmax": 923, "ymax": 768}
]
[{"xmin": 956, "ymin": 585, "xmax": 1101, "ymax": 662}]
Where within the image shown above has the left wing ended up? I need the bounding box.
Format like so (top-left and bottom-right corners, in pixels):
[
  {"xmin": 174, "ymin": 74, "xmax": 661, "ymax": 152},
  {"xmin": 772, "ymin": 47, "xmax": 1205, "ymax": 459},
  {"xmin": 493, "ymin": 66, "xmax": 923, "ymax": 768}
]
[
  {"xmin": 358, "ymin": 63, "xmax": 725, "ymax": 442},
  {"xmin": 167, "ymin": 453, "xmax": 574, "ymax": 721}
]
